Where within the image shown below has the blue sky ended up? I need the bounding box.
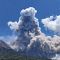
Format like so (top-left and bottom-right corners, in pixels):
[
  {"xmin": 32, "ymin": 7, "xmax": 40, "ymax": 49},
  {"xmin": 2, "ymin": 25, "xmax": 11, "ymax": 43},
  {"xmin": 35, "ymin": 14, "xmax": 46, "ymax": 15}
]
[{"xmin": 0, "ymin": 0, "xmax": 60, "ymax": 36}]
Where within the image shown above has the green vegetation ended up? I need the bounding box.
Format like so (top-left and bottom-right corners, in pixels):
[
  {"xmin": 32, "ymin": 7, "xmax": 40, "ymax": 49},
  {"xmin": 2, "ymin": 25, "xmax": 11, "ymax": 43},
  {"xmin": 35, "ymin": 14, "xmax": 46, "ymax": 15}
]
[
  {"xmin": 0, "ymin": 56, "xmax": 51, "ymax": 60},
  {"xmin": 0, "ymin": 48, "xmax": 51, "ymax": 60}
]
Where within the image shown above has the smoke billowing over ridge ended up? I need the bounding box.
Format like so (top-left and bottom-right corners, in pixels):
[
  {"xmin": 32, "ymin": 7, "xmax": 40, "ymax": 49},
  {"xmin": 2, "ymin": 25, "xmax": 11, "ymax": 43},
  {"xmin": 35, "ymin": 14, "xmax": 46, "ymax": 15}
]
[{"xmin": 8, "ymin": 7, "xmax": 60, "ymax": 58}]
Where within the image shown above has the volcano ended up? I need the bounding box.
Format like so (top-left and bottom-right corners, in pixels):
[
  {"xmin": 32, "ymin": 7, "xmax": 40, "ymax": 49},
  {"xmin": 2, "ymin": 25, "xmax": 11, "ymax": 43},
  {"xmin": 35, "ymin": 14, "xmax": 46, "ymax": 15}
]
[{"xmin": 8, "ymin": 7, "xmax": 60, "ymax": 59}]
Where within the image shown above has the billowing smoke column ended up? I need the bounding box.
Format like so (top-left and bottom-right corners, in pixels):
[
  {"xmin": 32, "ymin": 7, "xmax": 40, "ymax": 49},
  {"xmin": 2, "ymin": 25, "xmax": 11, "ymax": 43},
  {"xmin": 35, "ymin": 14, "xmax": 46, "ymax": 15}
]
[{"xmin": 8, "ymin": 7, "xmax": 60, "ymax": 58}]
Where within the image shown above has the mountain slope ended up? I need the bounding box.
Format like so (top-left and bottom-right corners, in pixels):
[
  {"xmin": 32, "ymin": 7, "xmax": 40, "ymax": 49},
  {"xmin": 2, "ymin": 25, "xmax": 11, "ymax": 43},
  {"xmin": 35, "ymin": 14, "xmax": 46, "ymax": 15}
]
[
  {"xmin": 0, "ymin": 40, "xmax": 50, "ymax": 60},
  {"xmin": 0, "ymin": 40, "xmax": 19, "ymax": 58},
  {"xmin": 0, "ymin": 40, "xmax": 10, "ymax": 49}
]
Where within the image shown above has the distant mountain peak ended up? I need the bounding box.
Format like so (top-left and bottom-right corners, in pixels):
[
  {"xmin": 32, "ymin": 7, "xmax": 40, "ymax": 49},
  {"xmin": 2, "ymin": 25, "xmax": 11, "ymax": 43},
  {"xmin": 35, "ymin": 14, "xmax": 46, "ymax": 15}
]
[{"xmin": 0, "ymin": 40, "xmax": 10, "ymax": 49}]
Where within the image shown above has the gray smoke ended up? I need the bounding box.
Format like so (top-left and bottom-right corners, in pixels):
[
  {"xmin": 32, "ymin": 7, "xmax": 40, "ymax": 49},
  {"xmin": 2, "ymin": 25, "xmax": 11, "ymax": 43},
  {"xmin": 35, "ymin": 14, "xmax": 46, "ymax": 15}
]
[{"xmin": 8, "ymin": 7, "xmax": 60, "ymax": 59}]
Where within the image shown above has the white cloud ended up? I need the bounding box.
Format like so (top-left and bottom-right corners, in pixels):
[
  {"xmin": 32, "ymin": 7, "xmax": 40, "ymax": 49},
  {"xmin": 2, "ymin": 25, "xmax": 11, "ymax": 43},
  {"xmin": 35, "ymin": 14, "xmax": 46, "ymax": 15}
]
[
  {"xmin": 0, "ymin": 35, "xmax": 17, "ymax": 44},
  {"xmin": 41, "ymin": 15, "xmax": 60, "ymax": 32}
]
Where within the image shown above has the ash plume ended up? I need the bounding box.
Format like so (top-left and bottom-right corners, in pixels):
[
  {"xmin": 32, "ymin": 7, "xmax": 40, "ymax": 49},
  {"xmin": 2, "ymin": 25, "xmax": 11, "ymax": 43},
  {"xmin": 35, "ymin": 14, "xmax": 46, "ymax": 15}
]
[{"xmin": 8, "ymin": 7, "xmax": 60, "ymax": 58}]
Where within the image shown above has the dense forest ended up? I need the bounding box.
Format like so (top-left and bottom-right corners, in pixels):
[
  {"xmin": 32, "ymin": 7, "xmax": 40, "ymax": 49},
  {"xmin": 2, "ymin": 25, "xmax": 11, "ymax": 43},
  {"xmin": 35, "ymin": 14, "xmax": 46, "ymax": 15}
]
[{"xmin": 0, "ymin": 56, "xmax": 51, "ymax": 60}]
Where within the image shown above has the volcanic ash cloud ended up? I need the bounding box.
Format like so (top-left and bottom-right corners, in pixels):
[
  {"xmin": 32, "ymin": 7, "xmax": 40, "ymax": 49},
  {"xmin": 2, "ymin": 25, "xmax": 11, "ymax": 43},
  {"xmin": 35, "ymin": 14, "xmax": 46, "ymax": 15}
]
[{"xmin": 8, "ymin": 7, "xmax": 60, "ymax": 58}]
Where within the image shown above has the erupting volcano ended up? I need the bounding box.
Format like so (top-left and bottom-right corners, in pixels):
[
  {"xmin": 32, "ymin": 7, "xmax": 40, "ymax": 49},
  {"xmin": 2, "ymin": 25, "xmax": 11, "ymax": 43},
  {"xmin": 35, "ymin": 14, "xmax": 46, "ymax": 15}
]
[{"xmin": 8, "ymin": 7, "xmax": 60, "ymax": 59}]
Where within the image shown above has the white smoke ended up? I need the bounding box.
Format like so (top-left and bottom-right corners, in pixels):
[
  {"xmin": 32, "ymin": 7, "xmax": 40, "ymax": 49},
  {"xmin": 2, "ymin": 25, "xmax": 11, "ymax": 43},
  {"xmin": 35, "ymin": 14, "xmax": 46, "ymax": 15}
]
[
  {"xmin": 20, "ymin": 7, "xmax": 37, "ymax": 17},
  {"xmin": 8, "ymin": 20, "xmax": 21, "ymax": 31},
  {"xmin": 51, "ymin": 54, "xmax": 60, "ymax": 60},
  {"xmin": 8, "ymin": 7, "xmax": 60, "ymax": 59}
]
